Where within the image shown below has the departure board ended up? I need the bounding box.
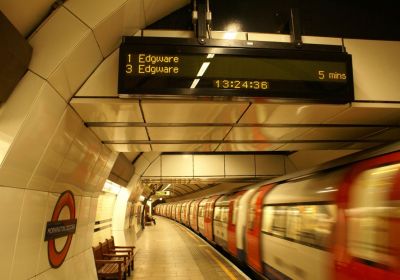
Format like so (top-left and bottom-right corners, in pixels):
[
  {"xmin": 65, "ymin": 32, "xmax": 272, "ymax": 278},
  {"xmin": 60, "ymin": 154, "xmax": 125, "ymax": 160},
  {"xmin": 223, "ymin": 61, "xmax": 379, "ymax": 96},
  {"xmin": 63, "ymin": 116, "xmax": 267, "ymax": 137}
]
[{"xmin": 118, "ymin": 37, "xmax": 354, "ymax": 103}]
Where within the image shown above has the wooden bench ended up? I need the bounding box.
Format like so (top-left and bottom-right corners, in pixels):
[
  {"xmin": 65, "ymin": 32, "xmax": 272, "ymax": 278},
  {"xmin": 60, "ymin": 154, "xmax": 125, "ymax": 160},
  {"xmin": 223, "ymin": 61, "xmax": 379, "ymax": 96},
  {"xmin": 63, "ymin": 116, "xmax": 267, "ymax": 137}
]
[
  {"xmin": 106, "ymin": 236, "xmax": 135, "ymax": 271},
  {"xmin": 92, "ymin": 244, "xmax": 127, "ymax": 280},
  {"xmin": 99, "ymin": 240, "xmax": 132, "ymax": 277}
]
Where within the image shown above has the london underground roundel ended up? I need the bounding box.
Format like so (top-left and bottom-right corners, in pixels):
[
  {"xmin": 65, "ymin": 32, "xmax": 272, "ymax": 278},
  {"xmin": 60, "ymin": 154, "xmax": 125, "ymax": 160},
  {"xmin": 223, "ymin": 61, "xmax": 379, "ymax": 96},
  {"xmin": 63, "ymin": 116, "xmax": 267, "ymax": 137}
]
[{"xmin": 45, "ymin": 190, "xmax": 77, "ymax": 268}]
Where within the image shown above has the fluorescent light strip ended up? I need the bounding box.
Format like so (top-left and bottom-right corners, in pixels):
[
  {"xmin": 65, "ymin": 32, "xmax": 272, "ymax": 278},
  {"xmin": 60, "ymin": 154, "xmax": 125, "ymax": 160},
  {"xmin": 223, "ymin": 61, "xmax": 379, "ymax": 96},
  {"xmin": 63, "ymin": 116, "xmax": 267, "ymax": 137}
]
[
  {"xmin": 190, "ymin": 79, "xmax": 200, "ymax": 89},
  {"xmin": 196, "ymin": 62, "xmax": 210, "ymax": 77},
  {"xmin": 207, "ymin": 54, "xmax": 215, "ymax": 59},
  {"xmin": 163, "ymin": 184, "xmax": 171, "ymax": 191}
]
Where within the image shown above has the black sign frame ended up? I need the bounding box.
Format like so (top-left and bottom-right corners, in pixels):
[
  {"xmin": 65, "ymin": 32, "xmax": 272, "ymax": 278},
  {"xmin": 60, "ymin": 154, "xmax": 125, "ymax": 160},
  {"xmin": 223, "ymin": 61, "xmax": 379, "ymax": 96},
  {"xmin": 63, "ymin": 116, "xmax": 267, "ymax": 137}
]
[{"xmin": 118, "ymin": 37, "xmax": 354, "ymax": 103}]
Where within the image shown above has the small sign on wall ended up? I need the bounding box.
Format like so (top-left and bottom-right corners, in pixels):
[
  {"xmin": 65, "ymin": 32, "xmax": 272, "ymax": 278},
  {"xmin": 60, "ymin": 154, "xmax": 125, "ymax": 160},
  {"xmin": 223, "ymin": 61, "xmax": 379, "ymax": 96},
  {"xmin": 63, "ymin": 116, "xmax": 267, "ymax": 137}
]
[{"xmin": 45, "ymin": 190, "xmax": 77, "ymax": 268}]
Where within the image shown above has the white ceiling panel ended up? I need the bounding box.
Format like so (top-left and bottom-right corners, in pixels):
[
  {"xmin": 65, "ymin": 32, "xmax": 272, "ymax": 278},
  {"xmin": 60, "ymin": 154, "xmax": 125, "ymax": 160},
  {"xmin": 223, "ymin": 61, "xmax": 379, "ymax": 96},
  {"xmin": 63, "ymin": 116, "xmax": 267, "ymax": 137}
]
[
  {"xmin": 340, "ymin": 142, "xmax": 384, "ymax": 150},
  {"xmin": 240, "ymin": 103, "xmax": 348, "ymax": 124},
  {"xmin": 226, "ymin": 127, "xmax": 310, "ymax": 141},
  {"xmin": 277, "ymin": 142, "xmax": 348, "ymax": 151},
  {"xmin": 344, "ymin": 39, "xmax": 400, "ymax": 102},
  {"xmin": 152, "ymin": 144, "xmax": 218, "ymax": 152},
  {"xmin": 295, "ymin": 127, "xmax": 384, "ymax": 141},
  {"xmin": 90, "ymin": 127, "xmax": 148, "ymax": 141},
  {"xmin": 147, "ymin": 126, "xmax": 230, "ymax": 140},
  {"xmin": 326, "ymin": 104, "xmax": 400, "ymax": 124},
  {"xmin": 365, "ymin": 128, "xmax": 400, "ymax": 140},
  {"xmin": 106, "ymin": 144, "xmax": 151, "ymax": 152},
  {"xmin": 217, "ymin": 143, "xmax": 282, "ymax": 152},
  {"xmin": 75, "ymin": 50, "xmax": 119, "ymax": 97},
  {"xmin": 70, "ymin": 98, "xmax": 143, "ymax": 122},
  {"xmin": 142, "ymin": 100, "xmax": 249, "ymax": 123}
]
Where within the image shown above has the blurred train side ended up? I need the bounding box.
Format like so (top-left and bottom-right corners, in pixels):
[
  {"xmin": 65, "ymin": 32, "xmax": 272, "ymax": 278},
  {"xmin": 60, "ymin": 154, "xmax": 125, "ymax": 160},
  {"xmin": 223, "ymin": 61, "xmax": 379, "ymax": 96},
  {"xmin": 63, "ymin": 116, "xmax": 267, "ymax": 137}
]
[{"xmin": 154, "ymin": 150, "xmax": 400, "ymax": 280}]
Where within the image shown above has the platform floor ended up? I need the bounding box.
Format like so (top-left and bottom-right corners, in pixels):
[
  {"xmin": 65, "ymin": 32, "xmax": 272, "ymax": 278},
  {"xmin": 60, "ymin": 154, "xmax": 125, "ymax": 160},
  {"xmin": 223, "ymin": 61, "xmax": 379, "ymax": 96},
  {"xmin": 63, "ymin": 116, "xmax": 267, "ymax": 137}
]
[{"xmin": 129, "ymin": 216, "xmax": 250, "ymax": 280}]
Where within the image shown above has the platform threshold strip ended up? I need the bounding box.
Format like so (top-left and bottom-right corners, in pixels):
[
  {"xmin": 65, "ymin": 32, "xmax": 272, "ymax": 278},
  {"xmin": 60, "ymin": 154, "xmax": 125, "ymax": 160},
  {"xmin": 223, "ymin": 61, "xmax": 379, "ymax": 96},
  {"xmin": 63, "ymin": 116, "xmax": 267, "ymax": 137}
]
[{"xmin": 177, "ymin": 223, "xmax": 251, "ymax": 280}]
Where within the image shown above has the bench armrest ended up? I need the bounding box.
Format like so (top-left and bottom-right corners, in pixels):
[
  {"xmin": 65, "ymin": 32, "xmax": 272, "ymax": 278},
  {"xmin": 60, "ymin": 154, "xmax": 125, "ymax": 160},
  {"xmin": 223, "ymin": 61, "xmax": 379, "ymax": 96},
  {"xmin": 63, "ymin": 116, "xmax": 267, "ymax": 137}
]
[{"xmin": 95, "ymin": 259, "xmax": 123, "ymax": 264}]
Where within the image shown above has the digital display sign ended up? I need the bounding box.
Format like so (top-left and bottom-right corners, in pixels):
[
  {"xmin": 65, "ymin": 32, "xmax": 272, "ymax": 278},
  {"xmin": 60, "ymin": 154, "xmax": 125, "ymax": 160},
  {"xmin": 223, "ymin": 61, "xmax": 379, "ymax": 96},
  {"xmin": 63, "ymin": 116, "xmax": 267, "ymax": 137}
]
[{"xmin": 118, "ymin": 37, "xmax": 353, "ymax": 103}]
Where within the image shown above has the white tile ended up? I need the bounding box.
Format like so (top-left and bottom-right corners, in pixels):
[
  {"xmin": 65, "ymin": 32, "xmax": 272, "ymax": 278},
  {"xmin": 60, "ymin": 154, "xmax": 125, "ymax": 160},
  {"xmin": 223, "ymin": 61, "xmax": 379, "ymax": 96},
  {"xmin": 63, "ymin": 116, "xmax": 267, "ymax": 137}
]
[
  {"xmin": 255, "ymin": 155, "xmax": 285, "ymax": 176},
  {"xmin": 295, "ymin": 127, "xmax": 384, "ymax": 140},
  {"xmin": 143, "ymin": 0, "xmax": 189, "ymax": 25},
  {"xmin": 326, "ymin": 105, "xmax": 400, "ymax": 125},
  {"xmin": 73, "ymin": 196, "xmax": 91, "ymax": 254},
  {"xmin": 75, "ymin": 50, "xmax": 119, "ymax": 97},
  {"xmin": 106, "ymin": 143, "xmax": 151, "ymax": 152},
  {"xmin": 162, "ymin": 154, "xmax": 193, "ymax": 177},
  {"xmin": 152, "ymin": 143, "xmax": 218, "ymax": 152},
  {"xmin": 36, "ymin": 192, "xmax": 58, "ymax": 274},
  {"xmin": 194, "ymin": 155, "xmax": 225, "ymax": 177},
  {"xmin": 86, "ymin": 146, "xmax": 110, "ymax": 193},
  {"xmin": 48, "ymin": 31, "xmax": 103, "ymax": 101},
  {"xmin": 239, "ymin": 103, "xmax": 349, "ymax": 124},
  {"xmin": 217, "ymin": 142, "xmax": 282, "ymax": 152},
  {"xmin": 28, "ymin": 107, "xmax": 82, "ymax": 192},
  {"xmin": 64, "ymin": 0, "xmax": 126, "ymax": 28},
  {"xmin": 0, "ymin": 72, "xmax": 45, "ymax": 163},
  {"xmin": 148, "ymin": 126, "xmax": 230, "ymax": 140},
  {"xmin": 226, "ymin": 127, "xmax": 309, "ymax": 141},
  {"xmin": 70, "ymin": 98, "xmax": 143, "ymax": 122},
  {"xmin": 0, "ymin": 187, "xmax": 25, "ymax": 280},
  {"xmin": 52, "ymin": 127, "xmax": 101, "ymax": 194},
  {"xmin": 225, "ymin": 155, "xmax": 255, "ymax": 176},
  {"xmin": 90, "ymin": 126, "xmax": 148, "ymax": 141},
  {"xmin": 10, "ymin": 190, "xmax": 48, "ymax": 280},
  {"xmin": 142, "ymin": 157, "xmax": 160, "ymax": 177},
  {"xmin": 142, "ymin": 100, "xmax": 249, "ymax": 123},
  {"xmin": 0, "ymin": 82, "xmax": 66, "ymax": 189},
  {"xmin": 92, "ymin": 0, "xmax": 144, "ymax": 56},
  {"xmin": 29, "ymin": 7, "xmax": 90, "ymax": 79},
  {"xmin": 277, "ymin": 142, "xmax": 347, "ymax": 151},
  {"xmin": 344, "ymin": 39, "xmax": 400, "ymax": 102},
  {"xmin": 50, "ymin": 124, "xmax": 86, "ymax": 196}
]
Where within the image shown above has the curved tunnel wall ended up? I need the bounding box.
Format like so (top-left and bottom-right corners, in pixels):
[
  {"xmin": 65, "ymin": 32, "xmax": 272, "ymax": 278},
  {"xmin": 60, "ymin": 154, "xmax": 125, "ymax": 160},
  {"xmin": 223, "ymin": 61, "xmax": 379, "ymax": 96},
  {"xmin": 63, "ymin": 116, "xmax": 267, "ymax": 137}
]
[{"xmin": 0, "ymin": 1, "xmax": 187, "ymax": 279}]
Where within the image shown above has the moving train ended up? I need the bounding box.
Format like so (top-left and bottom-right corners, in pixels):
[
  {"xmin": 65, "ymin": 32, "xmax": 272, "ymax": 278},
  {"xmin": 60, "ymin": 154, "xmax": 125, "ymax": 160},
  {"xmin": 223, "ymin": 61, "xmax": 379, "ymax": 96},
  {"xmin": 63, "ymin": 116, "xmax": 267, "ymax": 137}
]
[{"xmin": 154, "ymin": 145, "xmax": 400, "ymax": 280}]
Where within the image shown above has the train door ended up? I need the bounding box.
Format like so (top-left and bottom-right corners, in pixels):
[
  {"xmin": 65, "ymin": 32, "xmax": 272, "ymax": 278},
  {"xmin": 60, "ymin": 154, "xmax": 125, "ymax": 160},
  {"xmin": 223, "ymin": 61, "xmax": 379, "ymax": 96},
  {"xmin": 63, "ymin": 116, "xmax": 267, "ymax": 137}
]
[
  {"xmin": 204, "ymin": 195, "xmax": 221, "ymax": 242},
  {"xmin": 246, "ymin": 184, "xmax": 275, "ymax": 273},
  {"xmin": 227, "ymin": 191, "xmax": 245, "ymax": 257},
  {"xmin": 190, "ymin": 199, "xmax": 201, "ymax": 232},
  {"xmin": 335, "ymin": 151, "xmax": 400, "ymax": 280},
  {"xmin": 236, "ymin": 188, "xmax": 258, "ymax": 262},
  {"xmin": 198, "ymin": 198, "xmax": 207, "ymax": 236}
]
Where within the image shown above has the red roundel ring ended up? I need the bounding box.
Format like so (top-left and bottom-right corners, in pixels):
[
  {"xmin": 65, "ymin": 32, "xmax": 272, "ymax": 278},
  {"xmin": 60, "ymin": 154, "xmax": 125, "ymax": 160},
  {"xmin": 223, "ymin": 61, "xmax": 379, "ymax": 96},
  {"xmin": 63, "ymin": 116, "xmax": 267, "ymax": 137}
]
[{"xmin": 48, "ymin": 190, "xmax": 76, "ymax": 268}]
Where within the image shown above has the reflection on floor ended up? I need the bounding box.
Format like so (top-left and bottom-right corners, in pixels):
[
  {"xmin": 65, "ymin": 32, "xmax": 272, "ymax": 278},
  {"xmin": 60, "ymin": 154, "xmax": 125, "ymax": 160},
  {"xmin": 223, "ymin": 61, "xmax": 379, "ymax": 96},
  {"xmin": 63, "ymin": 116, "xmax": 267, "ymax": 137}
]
[{"xmin": 128, "ymin": 216, "xmax": 249, "ymax": 280}]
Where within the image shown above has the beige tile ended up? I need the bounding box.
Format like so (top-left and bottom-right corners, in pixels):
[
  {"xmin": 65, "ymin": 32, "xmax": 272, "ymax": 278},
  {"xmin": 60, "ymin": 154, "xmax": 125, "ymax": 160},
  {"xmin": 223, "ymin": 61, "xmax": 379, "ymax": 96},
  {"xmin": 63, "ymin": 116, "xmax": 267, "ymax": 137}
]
[
  {"xmin": 0, "ymin": 187, "xmax": 25, "ymax": 280},
  {"xmin": 10, "ymin": 190, "xmax": 48, "ymax": 280}
]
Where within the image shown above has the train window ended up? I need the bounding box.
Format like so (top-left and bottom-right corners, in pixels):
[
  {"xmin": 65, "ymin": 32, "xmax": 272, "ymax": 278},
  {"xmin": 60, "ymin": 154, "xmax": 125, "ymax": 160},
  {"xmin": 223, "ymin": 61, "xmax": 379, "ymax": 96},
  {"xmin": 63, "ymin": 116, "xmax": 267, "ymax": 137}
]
[
  {"xmin": 221, "ymin": 207, "xmax": 229, "ymax": 223},
  {"xmin": 247, "ymin": 194, "xmax": 258, "ymax": 230},
  {"xmin": 286, "ymin": 206, "xmax": 300, "ymax": 241},
  {"xmin": 198, "ymin": 206, "xmax": 205, "ymax": 217},
  {"xmin": 347, "ymin": 163, "xmax": 400, "ymax": 266},
  {"xmin": 271, "ymin": 206, "xmax": 287, "ymax": 237},
  {"xmin": 214, "ymin": 206, "xmax": 222, "ymax": 221},
  {"xmin": 261, "ymin": 206, "xmax": 274, "ymax": 233}
]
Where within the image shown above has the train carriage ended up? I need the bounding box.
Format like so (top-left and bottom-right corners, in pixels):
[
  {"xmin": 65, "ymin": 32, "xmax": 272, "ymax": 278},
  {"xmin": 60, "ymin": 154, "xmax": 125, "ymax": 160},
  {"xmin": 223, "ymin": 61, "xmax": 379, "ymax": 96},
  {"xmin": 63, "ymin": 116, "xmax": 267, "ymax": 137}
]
[{"xmin": 213, "ymin": 195, "xmax": 230, "ymax": 250}]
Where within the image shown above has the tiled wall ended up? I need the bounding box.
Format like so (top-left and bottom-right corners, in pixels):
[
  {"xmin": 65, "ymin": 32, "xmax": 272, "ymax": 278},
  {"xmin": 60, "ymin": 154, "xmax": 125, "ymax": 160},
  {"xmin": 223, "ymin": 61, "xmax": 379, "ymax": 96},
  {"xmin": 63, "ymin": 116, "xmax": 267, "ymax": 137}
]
[
  {"xmin": 0, "ymin": 0, "xmax": 194, "ymax": 279},
  {"xmin": 92, "ymin": 192, "xmax": 117, "ymax": 245},
  {"xmin": 0, "ymin": 71, "xmax": 117, "ymax": 280}
]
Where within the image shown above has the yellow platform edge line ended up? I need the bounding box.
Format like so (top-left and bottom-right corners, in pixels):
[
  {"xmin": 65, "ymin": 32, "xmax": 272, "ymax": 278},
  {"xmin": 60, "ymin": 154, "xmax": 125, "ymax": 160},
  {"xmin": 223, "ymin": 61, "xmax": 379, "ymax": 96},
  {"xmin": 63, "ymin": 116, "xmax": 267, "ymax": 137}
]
[{"xmin": 205, "ymin": 248, "xmax": 238, "ymax": 280}]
